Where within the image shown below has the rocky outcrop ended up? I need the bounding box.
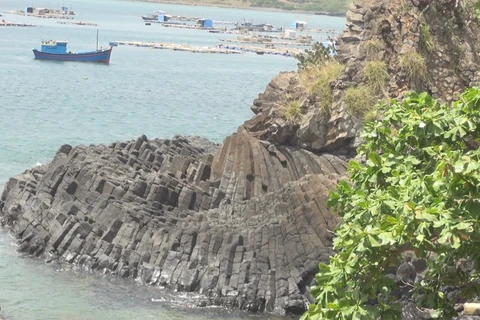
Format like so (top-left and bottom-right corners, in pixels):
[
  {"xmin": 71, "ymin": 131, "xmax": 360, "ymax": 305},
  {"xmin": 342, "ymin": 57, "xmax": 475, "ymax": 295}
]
[
  {"xmin": 0, "ymin": 131, "xmax": 346, "ymax": 314},
  {"xmin": 246, "ymin": 0, "xmax": 480, "ymax": 155}
]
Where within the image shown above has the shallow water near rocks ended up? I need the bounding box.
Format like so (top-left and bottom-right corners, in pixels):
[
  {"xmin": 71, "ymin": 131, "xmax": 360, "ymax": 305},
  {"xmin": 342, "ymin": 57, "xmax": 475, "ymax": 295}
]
[
  {"xmin": 0, "ymin": 231, "xmax": 295, "ymax": 320},
  {"xmin": 0, "ymin": 0, "xmax": 345, "ymax": 318}
]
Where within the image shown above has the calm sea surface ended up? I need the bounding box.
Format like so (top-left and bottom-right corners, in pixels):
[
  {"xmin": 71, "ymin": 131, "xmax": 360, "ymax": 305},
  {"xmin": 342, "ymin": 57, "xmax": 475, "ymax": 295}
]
[{"xmin": 0, "ymin": 1, "xmax": 345, "ymax": 319}]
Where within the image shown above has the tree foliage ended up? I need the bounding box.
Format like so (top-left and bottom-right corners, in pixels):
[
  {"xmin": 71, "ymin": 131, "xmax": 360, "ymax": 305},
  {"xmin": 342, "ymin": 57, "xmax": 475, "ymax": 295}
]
[
  {"xmin": 302, "ymin": 89, "xmax": 480, "ymax": 319},
  {"xmin": 295, "ymin": 41, "xmax": 337, "ymax": 70}
]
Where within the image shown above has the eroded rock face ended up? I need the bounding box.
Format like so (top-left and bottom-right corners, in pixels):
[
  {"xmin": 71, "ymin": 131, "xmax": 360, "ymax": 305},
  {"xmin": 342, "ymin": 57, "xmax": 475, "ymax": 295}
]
[
  {"xmin": 246, "ymin": 0, "xmax": 480, "ymax": 155},
  {"xmin": 0, "ymin": 131, "xmax": 346, "ymax": 314}
]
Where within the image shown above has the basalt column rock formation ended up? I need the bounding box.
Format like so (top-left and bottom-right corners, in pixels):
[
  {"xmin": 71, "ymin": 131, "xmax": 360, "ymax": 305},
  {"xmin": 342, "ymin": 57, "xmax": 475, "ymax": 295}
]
[{"xmin": 0, "ymin": 131, "xmax": 347, "ymax": 314}]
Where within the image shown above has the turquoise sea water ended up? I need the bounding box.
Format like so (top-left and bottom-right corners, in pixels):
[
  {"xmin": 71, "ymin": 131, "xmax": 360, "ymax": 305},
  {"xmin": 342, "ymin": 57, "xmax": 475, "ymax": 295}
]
[{"xmin": 0, "ymin": 1, "xmax": 345, "ymax": 319}]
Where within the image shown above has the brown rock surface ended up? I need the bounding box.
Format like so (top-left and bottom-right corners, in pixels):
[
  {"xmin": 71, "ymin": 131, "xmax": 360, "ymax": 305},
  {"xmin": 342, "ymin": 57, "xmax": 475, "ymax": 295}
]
[{"xmin": 246, "ymin": 0, "xmax": 480, "ymax": 154}]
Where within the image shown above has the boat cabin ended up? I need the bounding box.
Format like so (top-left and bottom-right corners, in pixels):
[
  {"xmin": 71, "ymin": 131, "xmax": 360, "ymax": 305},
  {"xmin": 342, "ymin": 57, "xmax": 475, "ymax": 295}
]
[
  {"xmin": 41, "ymin": 40, "xmax": 68, "ymax": 54},
  {"xmin": 156, "ymin": 10, "xmax": 166, "ymax": 22}
]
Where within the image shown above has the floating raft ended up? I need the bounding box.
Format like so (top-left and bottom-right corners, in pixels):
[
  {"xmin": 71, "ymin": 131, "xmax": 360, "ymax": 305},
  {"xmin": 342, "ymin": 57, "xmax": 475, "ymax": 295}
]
[
  {"xmin": 220, "ymin": 38, "xmax": 312, "ymax": 46},
  {"xmin": 168, "ymin": 15, "xmax": 200, "ymax": 22},
  {"xmin": 213, "ymin": 20, "xmax": 236, "ymax": 25},
  {"xmin": 4, "ymin": 10, "xmax": 74, "ymax": 19},
  {"xmin": 217, "ymin": 44, "xmax": 300, "ymax": 56},
  {"xmin": 0, "ymin": 21, "xmax": 36, "ymax": 27},
  {"xmin": 163, "ymin": 23, "xmax": 224, "ymax": 31},
  {"xmin": 110, "ymin": 40, "xmax": 242, "ymax": 54},
  {"xmin": 56, "ymin": 21, "xmax": 98, "ymax": 26},
  {"xmin": 110, "ymin": 40, "xmax": 300, "ymax": 56}
]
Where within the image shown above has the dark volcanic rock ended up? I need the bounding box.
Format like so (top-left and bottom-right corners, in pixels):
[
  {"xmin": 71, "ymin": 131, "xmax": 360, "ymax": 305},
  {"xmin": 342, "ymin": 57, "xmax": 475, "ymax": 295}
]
[{"xmin": 0, "ymin": 132, "xmax": 346, "ymax": 315}]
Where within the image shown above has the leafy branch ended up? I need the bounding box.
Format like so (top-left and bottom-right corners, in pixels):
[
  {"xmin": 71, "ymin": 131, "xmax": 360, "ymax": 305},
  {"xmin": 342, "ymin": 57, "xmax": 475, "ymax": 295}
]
[
  {"xmin": 295, "ymin": 39, "xmax": 338, "ymax": 70},
  {"xmin": 302, "ymin": 88, "xmax": 480, "ymax": 319}
]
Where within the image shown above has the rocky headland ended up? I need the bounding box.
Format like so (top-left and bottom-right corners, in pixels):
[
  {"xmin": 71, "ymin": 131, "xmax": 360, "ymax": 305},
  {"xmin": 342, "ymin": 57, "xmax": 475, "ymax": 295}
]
[{"xmin": 1, "ymin": 0, "xmax": 480, "ymax": 318}]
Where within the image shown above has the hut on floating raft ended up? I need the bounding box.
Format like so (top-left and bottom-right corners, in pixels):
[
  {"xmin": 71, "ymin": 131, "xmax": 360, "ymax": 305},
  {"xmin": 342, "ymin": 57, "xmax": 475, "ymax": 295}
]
[
  {"xmin": 197, "ymin": 18, "xmax": 213, "ymax": 28},
  {"xmin": 291, "ymin": 21, "xmax": 307, "ymax": 30}
]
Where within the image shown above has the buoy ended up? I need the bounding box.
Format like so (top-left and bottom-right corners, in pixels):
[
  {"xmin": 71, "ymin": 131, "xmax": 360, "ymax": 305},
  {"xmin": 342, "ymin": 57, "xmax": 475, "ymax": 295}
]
[{"xmin": 83, "ymin": 77, "xmax": 88, "ymax": 80}]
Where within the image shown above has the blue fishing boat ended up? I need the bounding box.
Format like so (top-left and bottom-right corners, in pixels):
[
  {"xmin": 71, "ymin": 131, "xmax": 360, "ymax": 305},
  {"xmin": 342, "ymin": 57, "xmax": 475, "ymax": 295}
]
[{"xmin": 32, "ymin": 40, "xmax": 113, "ymax": 63}]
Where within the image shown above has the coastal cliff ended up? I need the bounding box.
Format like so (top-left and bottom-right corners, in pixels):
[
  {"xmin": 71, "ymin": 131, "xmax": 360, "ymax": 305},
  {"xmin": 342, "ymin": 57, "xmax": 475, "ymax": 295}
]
[{"xmin": 1, "ymin": 0, "xmax": 480, "ymax": 316}]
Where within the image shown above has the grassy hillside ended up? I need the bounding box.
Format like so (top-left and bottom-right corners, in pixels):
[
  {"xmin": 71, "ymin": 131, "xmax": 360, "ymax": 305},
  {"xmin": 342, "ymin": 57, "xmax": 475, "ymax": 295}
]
[{"xmin": 249, "ymin": 0, "xmax": 350, "ymax": 15}]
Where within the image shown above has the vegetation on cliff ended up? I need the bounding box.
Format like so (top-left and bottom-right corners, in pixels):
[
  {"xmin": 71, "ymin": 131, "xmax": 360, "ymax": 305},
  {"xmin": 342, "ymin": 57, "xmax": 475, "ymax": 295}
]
[
  {"xmin": 302, "ymin": 88, "xmax": 480, "ymax": 319},
  {"xmin": 279, "ymin": 41, "xmax": 344, "ymax": 123}
]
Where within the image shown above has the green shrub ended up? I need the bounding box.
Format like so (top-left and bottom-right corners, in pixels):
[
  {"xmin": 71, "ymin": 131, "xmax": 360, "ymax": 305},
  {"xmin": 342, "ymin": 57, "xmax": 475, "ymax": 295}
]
[
  {"xmin": 363, "ymin": 107, "xmax": 380, "ymax": 122},
  {"xmin": 295, "ymin": 41, "xmax": 337, "ymax": 70},
  {"xmin": 399, "ymin": 51, "xmax": 427, "ymax": 83},
  {"xmin": 344, "ymin": 86, "xmax": 377, "ymax": 120},
  {"xmin": 363, "ymin": 60, "xmax": 389, "ymax": 94},
  {"xmin": 420, "ymin": 23, "xmax": 434, "ymax": 53},
  {"xmin": 305, "ymin": 62, "xmax": 345, "ymax": 114},
  {"xmin": 362, "ymin": 39, "xmax": 384, "ymax": 60},
  {"xmin": 284, "ymin": 100, "xmax": 302, "ymax": 123},
  {"xmin": 302, "ymin": 88, "xmax": 480, "ymax": 320}
]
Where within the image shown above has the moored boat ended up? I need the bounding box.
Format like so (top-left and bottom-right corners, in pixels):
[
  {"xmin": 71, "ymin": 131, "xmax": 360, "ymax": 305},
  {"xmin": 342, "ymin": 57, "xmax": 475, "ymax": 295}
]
[
  {"xmin": 141, "ymin": 15, "xmax": 157, "ymax": 21},
  {"xmin": 32, "ymin": 40, "xmax": 113, "ymax": 63},
  {"xmin": 141, "ymin": 11, "xmax": 169, "ymax": 22}
]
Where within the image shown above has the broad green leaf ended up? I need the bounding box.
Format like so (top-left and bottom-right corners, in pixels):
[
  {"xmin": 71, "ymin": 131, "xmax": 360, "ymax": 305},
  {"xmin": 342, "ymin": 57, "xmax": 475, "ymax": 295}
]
[
  {"xmin": 368, "ymin": 235, "xmax": 381, "ymax": 247},
  {"xmin": 367, "ymin": 152, "xmax": 382, "ymax": 166},
  {"xmin": 378, "ymin": 232, "xmax": 394, "ymax": 245}
]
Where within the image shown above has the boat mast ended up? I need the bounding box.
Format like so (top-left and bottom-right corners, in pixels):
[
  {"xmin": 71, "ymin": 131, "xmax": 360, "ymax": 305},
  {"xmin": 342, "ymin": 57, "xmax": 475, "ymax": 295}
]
[{"xmin": 96, "ymin": 29, "xmax": 99, "ymax": 51}]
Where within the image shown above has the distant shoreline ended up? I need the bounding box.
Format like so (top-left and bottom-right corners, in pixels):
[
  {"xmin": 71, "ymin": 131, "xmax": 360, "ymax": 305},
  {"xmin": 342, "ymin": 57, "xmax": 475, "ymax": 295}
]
[{"xmin": 126, "ymin": 0, "xmax": 347, "ymax": 17}]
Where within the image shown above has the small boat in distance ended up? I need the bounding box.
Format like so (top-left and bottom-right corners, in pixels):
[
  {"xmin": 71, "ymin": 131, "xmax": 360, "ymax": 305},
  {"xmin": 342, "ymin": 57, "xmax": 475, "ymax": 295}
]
[
  {"xmin": 141, "ymin": 11, "xmax": 169, "ymax": 22},
  {"xmin": 32, "ymin": 40, "xmax": 113, "ymax": 63},
  {"xmin": 33, "ymin": 30, "xmax": 112, "ymax": 63},
  {"xmin": 141, "ymin": 15, "xmax": 157, "ymax": 21}
]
